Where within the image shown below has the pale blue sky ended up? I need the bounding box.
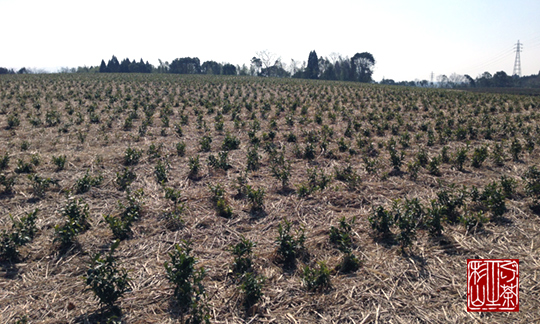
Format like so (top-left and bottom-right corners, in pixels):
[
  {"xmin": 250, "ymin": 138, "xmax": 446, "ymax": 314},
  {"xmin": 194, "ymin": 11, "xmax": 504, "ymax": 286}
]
[{"xmin": 1, "ymin": 0, "xmax": 539, "ymax": 81}]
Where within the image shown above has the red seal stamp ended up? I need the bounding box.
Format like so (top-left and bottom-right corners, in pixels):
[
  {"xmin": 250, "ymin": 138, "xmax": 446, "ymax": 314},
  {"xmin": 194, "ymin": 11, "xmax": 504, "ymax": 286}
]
[{"xmin": 467, "ymin": 259, "xmax": 519, "ymax": 312}]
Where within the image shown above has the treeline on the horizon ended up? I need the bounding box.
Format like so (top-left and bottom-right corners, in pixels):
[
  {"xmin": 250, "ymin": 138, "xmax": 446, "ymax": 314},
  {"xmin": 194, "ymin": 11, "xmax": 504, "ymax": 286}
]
[
  {"xmin": 2, "ymin": 50, "xmax": 539, "ymax": 88},
  {"xmin": 0, "ymin": 50, "xmax": 377, "ymax": 83},
  {"xmin": 382, "ymin": 70, "xmax": 540, "ymax": 89}
]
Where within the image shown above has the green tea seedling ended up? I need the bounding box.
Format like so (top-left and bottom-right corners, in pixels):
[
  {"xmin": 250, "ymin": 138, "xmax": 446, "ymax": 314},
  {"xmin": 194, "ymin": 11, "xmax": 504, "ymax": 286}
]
[
  {"xmin": 123, "ymin": 147, "xmax": 142, "ymax": 166},
  {"xmin": 28, "ymin": 174, "xmax": 57, "ymax": 198},
  {"xmin": 15, "ymin": 159, "xmax": 34, "ymax": 174},
  {"xmin": 0, "ymin": 209, "xmax": 38, "ymax": 261},
  {"xmin": 425, "ymin": 200, "xmax": 444, "ymax": 237},
  {"xmin": 334, "ymin": 164, "xmax": 361, "ymax": 190},
  {"xmin": 55, "ymin": 198, "xmax": 90, "ymax": 248},
  {"xmin": 471, "ymin": 146, "xmax": 488, "ymax": 168},
  {"xmin": 85, "ymin": 240, "xmax": 130, "ymax": 309},
  {"xmin": 229, "ymin": 235, "xmax": 255, "ymax": 275},
  {"xmin": 492, "ymin": 143, "xmax": 505, "ymax": 166},
  {"xmin": 453, "ymin": 146, "xmax": 469, "ymax": 171},
  {"xmin": 199, "ymin": 135, "xmax": 212, "ymax": 152},
  {"xmin": 510, "ymin": 138, "xmax": 522, "ymax": 161},
  {"xmin": 147, "ymin": 142, "xmax": 163, "ymax": 159},
  {"xmin": 0, "ymin": 174, "xmax": 16, "ymax": 194},
  {"xmin": 6, "ymin": 114, "xmax": 20, "ymax": 129},
  {"xmin": 222, "ymin": 132, "xmax": 240, "ymax": 151},
  {"xmin": 461, "ymin": 211, "xmax": 488, "ymax": 232},
  {"xmin": 188, "ymin": 155, "xmax": 201, "ymax": 179},
  {"xmin": 275, "ymin": 218, "xmax": 305, "ymax": 266},
  {"xmin": 103, "ymin": 214, "xmax": 132, "ymax": 240},
  {"xmin": 368, "ymin": 206, "xmax": 393, "ymax": 237},
  {"xmin": 164, "ymin": 240, "xmax": 210, "ymax": 323},
  {"xmin": 240, "ymin": 272, "xmax": 265, "ymax": 310},
  {"xmin": 480, "ymin": 182, "xmax": 507, "ymax": 220},
  {"xmin": 246, "ymin": 185, "xmax": 265, "ymax": 213},
  {"xmin": 270, "ymin": 151, "xmax": 291, "ymax": 190},
  {"xmin": 329, "ymin": 216, "xmax": 355, "ymax": 253},
  {"xmin": 115, "ymin": 167, "xmax": 137, "ymax": 191},
  {"xmin": 154, "ymin": 160, "xmax": 169, "ymax": 184},
  {"xmin": 393, "ymin": 199, "xmax": 423, "ymax": 251},
  {"xmin": 428, "ymin": 156, "xmax": 441, "ymax": 176},
  {"xmin": 75, "ymin": 171, "xmax": 103, "ymax": 194},
  {"xmin": 176, "ymin": 141, "xmax": 186, "ymax": 156},
  {"xmin": 51, "ymin": 155, "xmax": 66, "ymax": 171},
  {"xmin": 302, "ymin": 261, "xmax": 331, "ymax": 292},
  {"xmin": 0, "ymin": 152, "xmax": 9, "ymax": 170},
  {"xmin": 437, "ymin": 186, "xmax": 467, "ymax": 224},
  {"xmin": 207, "ymin": 151, "xmax": 231, "ymax": 171},
  {"xmin": 246, "ymin": 146, "xmax": 260, "ymax": 171}
]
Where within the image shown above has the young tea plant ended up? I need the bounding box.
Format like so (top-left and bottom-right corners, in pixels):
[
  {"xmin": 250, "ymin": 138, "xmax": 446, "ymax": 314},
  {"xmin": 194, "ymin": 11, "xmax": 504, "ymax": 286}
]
[
  {"xmin": 164, "ymin": 240, "xmax": 210, "ymax": 323},
  {"xmin": 85, "ymin": 240, "xmax": 130, "ymax": 311},
  {"xmin": 123, "ymin": 147, "xmax": 143, "ymax": 166},
  {"xmin": 275, "ymin": 218, "xmax": 305, "ymax": 267},
  {"xmin": 240, "ymin": 272, "xmax": 265, "ymax": 311},
  {"xmin": 0, "ymin": 209, "xmax": 38, "ymax": 262},
  {"xmin": 55, "ymin": 198, "xmax": 91, "ymax": 249},
  {"xmin": 302, "ymin": 261, "xmax": 331, "ymax": 292},
  {"xmin": 51, "ymin": 155, "xmax": 67, "ymax": 171},
  {"xmin": 246, "ymin": 185, "xmax": 265, "ymax": 213},
  {"xmin": 115, "ymin": 167, "xmax": 137, "ymax": 191},
  {"xmin": 229, "ymin": 235, "xmax": 255, "ymax": 275},
  {"xmin": 75, "ymin": 171, "xmax": 103, "ymax": 194}
]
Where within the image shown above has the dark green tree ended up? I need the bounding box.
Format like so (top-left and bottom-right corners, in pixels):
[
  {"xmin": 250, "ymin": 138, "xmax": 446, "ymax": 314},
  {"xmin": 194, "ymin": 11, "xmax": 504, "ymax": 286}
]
[
  {"xmin": 222, "ymin": 64, "xmax": 237, "ymax": 75},
  {"xmin": 201, "ymin": 61, "xmax": 222, "ymax": 74},
  {"xmin": 107, "ymin": 56, "xmax": 120, "ymax": 73},
  {"xmin": 351, "ymin": 52, "xmax": 375, "ymax": 83},
  {"xmin": 99, "ymin": 60, "xmax": 108, "ymax": 73},
  {"xmin": 306, "ymin": 50, "xmax": 319, "ymax": 79}
]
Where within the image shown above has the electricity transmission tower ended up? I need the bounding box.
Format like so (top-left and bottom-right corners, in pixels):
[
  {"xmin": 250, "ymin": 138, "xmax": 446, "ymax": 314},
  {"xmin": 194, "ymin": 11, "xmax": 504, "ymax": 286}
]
[{"xmin": 513, "ymin": 40, "xmax": 523, "ymax": 77}]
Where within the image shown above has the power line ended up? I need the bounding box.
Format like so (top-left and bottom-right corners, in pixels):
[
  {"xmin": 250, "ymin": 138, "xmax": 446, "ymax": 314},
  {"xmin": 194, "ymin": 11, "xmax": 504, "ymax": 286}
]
[{"xmin": 513, "ymin": 40, "xmax": 523, "ymax": 77}]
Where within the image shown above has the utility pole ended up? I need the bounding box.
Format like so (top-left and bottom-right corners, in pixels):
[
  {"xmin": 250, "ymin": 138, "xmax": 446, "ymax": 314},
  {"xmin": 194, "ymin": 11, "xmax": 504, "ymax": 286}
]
[
  {"xmin": 430, "ymin": 71, "xmax": 434, "ymax": 87},
  {"xmin": 513, "ymin": 40, "xmax": 523, "ymax": 77}
]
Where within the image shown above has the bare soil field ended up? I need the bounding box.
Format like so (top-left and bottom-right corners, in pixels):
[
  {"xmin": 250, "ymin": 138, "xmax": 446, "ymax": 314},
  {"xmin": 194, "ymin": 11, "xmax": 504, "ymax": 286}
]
[{"xmin": 1, "ymin": 74, "xmax": 539, "ymax": 323}]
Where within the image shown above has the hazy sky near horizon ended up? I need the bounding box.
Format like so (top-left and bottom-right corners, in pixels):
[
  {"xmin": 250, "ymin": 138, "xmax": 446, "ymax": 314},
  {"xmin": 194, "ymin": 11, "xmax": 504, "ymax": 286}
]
[{"xmin": 1, "ymin": 0, "xmax": 539, "ymax": 81}]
